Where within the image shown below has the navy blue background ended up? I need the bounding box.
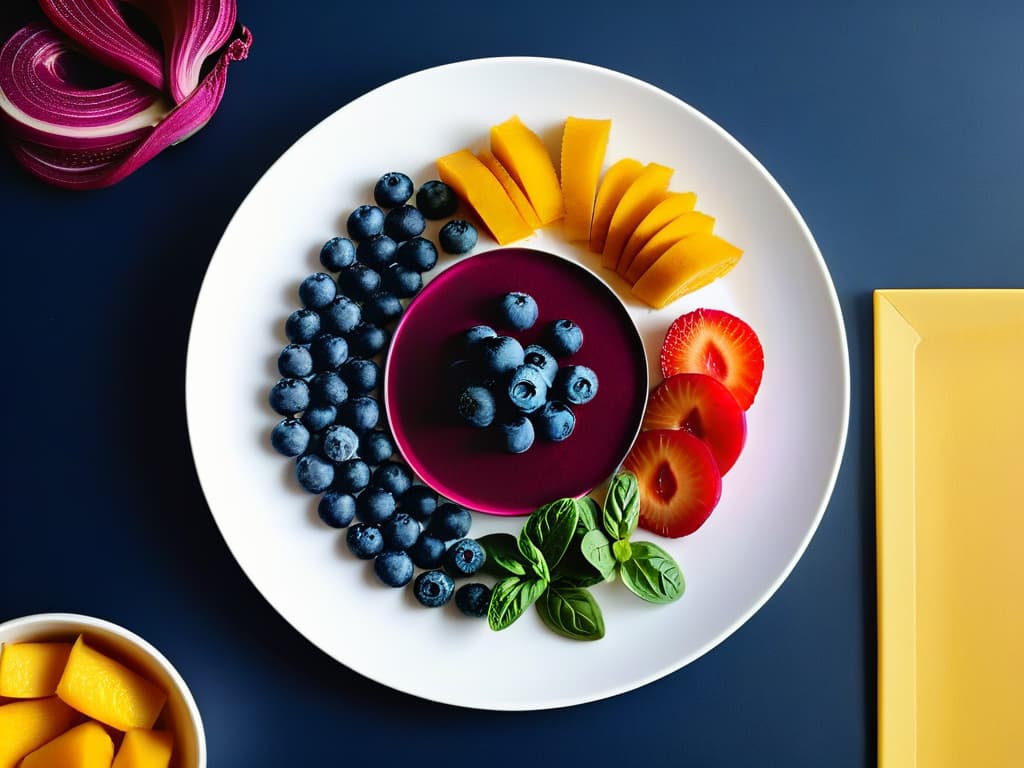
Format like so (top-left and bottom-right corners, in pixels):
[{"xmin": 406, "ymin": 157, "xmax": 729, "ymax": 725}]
[{"xmin": 3, "ymin": 2, "xmax": 1022, "ymax": 765}]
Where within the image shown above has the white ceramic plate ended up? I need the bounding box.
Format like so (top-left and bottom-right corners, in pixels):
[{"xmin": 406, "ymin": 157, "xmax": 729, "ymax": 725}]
[{"xmin": 186, "ymin": 57, "xmax": 849, "ymax": 710}]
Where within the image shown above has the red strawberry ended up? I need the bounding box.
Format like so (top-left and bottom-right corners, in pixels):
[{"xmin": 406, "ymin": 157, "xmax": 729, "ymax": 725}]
[
  {"xmin": 660, "ymin": 308, "xmax": 764, "ymax": 410},
  {"xmin": 623, "ymin": 429, "xmax": 722, "ymax": 538},
  {"xmin": 641, "ymin": 373, "xmax": 747, "ymax": 474}
]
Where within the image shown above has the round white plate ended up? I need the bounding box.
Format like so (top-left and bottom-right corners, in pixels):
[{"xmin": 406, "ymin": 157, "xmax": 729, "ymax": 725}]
[{"xmin": 186, "ymin": 57, "xmax": 849, "ymax": 710}]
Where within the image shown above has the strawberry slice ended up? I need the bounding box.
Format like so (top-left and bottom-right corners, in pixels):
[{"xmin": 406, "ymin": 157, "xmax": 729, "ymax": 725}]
[
  {"xmin": 660, "ymin": 308, "xmax": 764, "ymax": 410},
  {"xmin": 642, "ymin": 373, "xmax": 746, "ymax": 474},
  {"xmin": 623, "ymin": 429, "xmax": 722, "ymax": 538}
]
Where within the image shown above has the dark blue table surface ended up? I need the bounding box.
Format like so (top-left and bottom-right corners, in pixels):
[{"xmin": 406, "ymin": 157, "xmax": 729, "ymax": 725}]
[{"xmin": 3, "ymin": 2, "xmax": 1023, "ymax": 765}]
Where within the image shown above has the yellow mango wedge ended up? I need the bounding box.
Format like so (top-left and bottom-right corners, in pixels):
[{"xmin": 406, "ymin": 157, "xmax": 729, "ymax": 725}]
[
  {"xmin": 589, "ymin": 158, "xmax": 643, "ymax": 254},
  {"xmin": 624, "ymin": 211, "xmax": 716, "ymax": 284},
  {"xmin": 112, "ymin": 729, "xmax": 174, "ymax": 768},
  {"xmin": 490, "ymin": 115, "xmax": 564, "ymax": 225},
  {"xmin": 0, "ymin": 697, "xmax": 80, "ymax": 768},
  {"xmin": 619, "ymin": 192, "xmax": 697, "ymax": 274},
  {"xmin": 602, "ymin": 162, "xmax": 674, "ymax": 270},
  {"xmin": 631, "ymin": 232, "xmax": 743, "ymax": 309},
  {"xmin": 560, "ymin": 116, "xmax": 611, "ymax": 241},
  {"xmin": 57, "ymin": 636, "xmax": 167, "ymax": 732},
  {"xmin": 21, "ymin": 721, "xmax": 114, "ymax": 768},
  {"xmin": 477, "ymin": 149, "xmax": 542, "ymax": 229},
  {"xmin": 0, "ymin": 641, "xmax": 72, "ymax": 698},
  {"xmin": 436, "ymin": 149, "xmax": 533, "ymax": 245}
]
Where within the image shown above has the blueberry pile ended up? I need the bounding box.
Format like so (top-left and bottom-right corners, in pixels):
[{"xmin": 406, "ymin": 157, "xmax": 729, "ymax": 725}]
[{"xmin": 449, "ymin": 292, "xmax": 600, "ymax": 453}]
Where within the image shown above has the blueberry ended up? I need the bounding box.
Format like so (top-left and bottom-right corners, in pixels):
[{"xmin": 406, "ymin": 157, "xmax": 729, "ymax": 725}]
[
  {"xmin": 499, "ymin": 292, "xmax": 538, "ymax": 330},
  {"xmin": 396, "ymin": 237, "xmax": 438, "ymax": 273},
  {"xmin": 461, "ymin": 325, "xmax": 497, "ymax": 356},
  {"xmin": 373, "ymin": 172, "xmax": 414, "ymax": 208},
  {"xmin": 522, "ymin": 344, "xmax": 557, "ymax": 386},
  {"xmin": 444, "ymin": 538, "xmax": 487, "ymax": 578},
  {"xmin": 309, "ymin": 371, "xmax": 348, "ymax": 406},
  {"xmin": 416, "ymin": 180, "xmax": 458, "ymax": 219},
  {"xmin": 337, "ymin": 264, "xmax": 381, "ymax": 301},
  {"xmin": 334, "ymin": 458, "xmax": 371, "ymax": 494},
  {"xmin": 359, "ymin": 430, "xmax": 394, "ymax": 465},
  {"xmin": 372, "ymin": 461, "xmax": 412, "ymax": 497},
  {"xmin": 543, "ymin": 319, "xmax": 583, "ymax": 357},
  {"xmin": 322, "ymin": 295, "xmax": 362, "ymax": 335},
  {"xmin": 454, "ymin": 583, "xmax": 491, "ymax": 618},
  {"xmin": 374, "ymin": 550, "xmax": 414, "ymax": 587},
  {"xmin": 553, "ymin": 365, "xmax": 599, "ymax": 405},
  {"xmin": 401, "ymin": 485, "xmax": 438, "ymax": 522},
  {"xmin": 278, "ymin": 344, "xmax": 313, "ymax": 378},
  {"xmin": 413, "ymin": 570, "xmax": 455, "ymax": 607},
  {"xmin": 429, "ymin": 503, "xmax": 472, "ymax": 540},
  {"xmin": 338, "ymin": 395, "xmax": 379, "ymax": 433},
  {"xmin": 356, "ymin": 486, "xmax": 396, "ymax": 524},
  {"xmin": 320, "ymin": 424, "xmax": 359, "ymax": 463},
  {"xmin": 474, "ymin": 335, "xmax": 525, "ymax": 378},
  {"xmin": 381, "ymin": 512, "xmax": 420, "ymax": 550},
  {"xmin": 299, "ymin": 272, "xmax": 337, "ymax": 309},
  {"xmin": 285, "ymin": 308, "xmax": 320, "ymax": 344},
  {"xmin": 295, "ymin": 454, "xmax": 334, "ymax": 493},
  {"xmin": 346, "ymin": 523, "xmax": 383, "ymax": 559},
  {"xmin": 409, "ymin": 534, "xmax": 446, "ymax": 569},
  {"xmin": 347, "ymin": 323, "xmax": 389, "ymax": 357},
  {"xmin": 269, "ymin": 378, "xmax": 310, "ymax": 415},
  {"xmin": 383, "ymin": 205, "xmax": 426, "ymax": 242},
  {"xmin": 320, "ymin": 236, "xmax": 356, "ymax": 271},
  {"xmin": 381, "ymin": 263, "xmax": 422, "ymax": 299},
  {"xmin": 270, "ymin": 418, "xmax": 310, "ymax": 457},
  {"xmin": 499, "ymin": 415, "xmax": 535, "ymax": 454},
  {"xmin": 534, "ymin": 400, "xmax": 576, "ymax": 441},
  {"xmin": 439, "ymin": 219, "xmax": 478, "ymax": 255},
  {"xmin": 456, "ymin": 385, "xmax": 496, "ymax": 428},
  {"xmin": 309, "ymin": 333, "xmax": 348, "ymax": 372},
  {"xmin": 318, "ymin": 491, "xmax": 356, "ymax": 528},
  {"xmin": 339, "ymin": 357, "xmax": 380, "ymax": 394},
  {"xmin": 362, "ymin": 292, "xmax": 404, "ymax": 326},
  {"xmin": 301, "ymin": 404, "xmax": 335, "ymax": 433},
  {"xmin": 356, "ymin": 234, "xmax": 397, "ymax": 271},
  {"xmin": 347, "ymin": 204, "xmax": 385, "ymax": 241},
  {"xmin": 507, "ymin": 364, "xmax": 548, "ymax": 413}
]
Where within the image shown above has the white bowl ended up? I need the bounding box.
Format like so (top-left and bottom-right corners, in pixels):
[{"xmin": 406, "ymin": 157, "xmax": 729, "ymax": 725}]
[{"xmin": 0, "ymin": 613, "xmax": 205, "ymax": 768}]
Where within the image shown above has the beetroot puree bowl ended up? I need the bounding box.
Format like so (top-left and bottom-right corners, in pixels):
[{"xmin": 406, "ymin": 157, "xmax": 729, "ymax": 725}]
[{"xmin": 385, "ymin": 247, "xmax": 648, "ymax": 516}]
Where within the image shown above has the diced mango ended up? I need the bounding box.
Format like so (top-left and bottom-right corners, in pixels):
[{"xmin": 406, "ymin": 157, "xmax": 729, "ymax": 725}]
[
  {"xmin": 589, "ymin": 158, "xmax": 643, "ymax": 254},
  {"xmin": 601, "ymin": 162, "xmax": 674, "ymax": 270},
  {"xmin": 560, "ymin": 117, "xmax": 611, "ymax": 241},
  {"xmin": 57, "ymin": 636, "xmax": 167, "ymax": 732},
  {"xmin": 21, "ymin": 721, "xmax": 114, "ymax": 768},
  {"xmin": 619, "ymin": 192, "xmax": 697, "ymax": 273},
  {"xmin": 631, "ymin": 232, "xmax": 743, "ymax": 309},
  {"xmin": 624, "ymin": 211, "xmax": 716, "ymax": 284},
  {"xmin": 0, "ymin": 641, "xmax": 72, "ymax": 698},
  {"xmin": 478, "ymin": 149, "xmax": 542, "ymax": 229},
  {"xmin": 489, "ymin": 115, "xmax": 564, "ymax": 224},
  {"xmin": 111, "ymin": 729, "xmax": 174, "ymax": 768},
  {"xmin": 436, "ymin": 149, "xmax": 533, "ymax": 245},
  {"xmin": 0, "ymin": 697, "xmax": 80, "ymax": 768}
]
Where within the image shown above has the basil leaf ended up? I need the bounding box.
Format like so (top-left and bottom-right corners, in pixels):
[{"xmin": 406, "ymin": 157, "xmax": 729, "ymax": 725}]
[
  {"xmin": 477, "ymin": 533, "xmax": 526, "ymax": 577},
  {"xmin": 536, "ymin": 584, "xmax": 605, "ymax": 641},
  {"xmin": 487, "ymin": 576, "xmax": 548, "ymax": 631},
  {"xmin": 581, "ymin": 528, "xmax": 616, "ymax": 581},
  {"xmin": 602, "ymin": 470, "xmax": 640, "ymax": 541},
  {"xmin": 517, "ymin": 532, "xmax": 551, "ymax": 583},
  {"xmin": 612, "ymin": 538, "xmax": 632, "ymax": 563},
  {"xmin": 575, "ymin": 496, "xmax": 601, "ymax": 535},
  {"xmin": 619, "ymin": 541, "xmax": 685, "ymax": 604},
  {"xmin": 551, "ymin": 549, "xmax": 606, "ymax": 588},
  {"xmin": 523, "ymin": 497, "xmax": 578, "ymax": 570}
]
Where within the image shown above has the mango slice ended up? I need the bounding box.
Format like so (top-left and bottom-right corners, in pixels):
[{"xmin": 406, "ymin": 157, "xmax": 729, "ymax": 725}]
[
  {"xmin": 112, "ymin": 729, "xmax": 174, "ymax": 768},
  {"xmin": 589, "ymin": 158, "xmax": 643, "ymax": 254},
  {"xmin": 0, "ymin": 641, "xmax": 72, "ymax": 698},
  {"xmin": 601, "ymin": 162, "xmax": 674, "ymax": 270},
  {"xmin": 21, "ymin": 721, "xmax": 114, "ymax": 768},
  {"xmin": 0, "ymin": 697, "xmax": 80, "ymax": 768},
  {"xmin": 560, "ymin": 116, "xmax": 611, "ymax": 241},
  {"xmin": 631, "ymin": 232, "xmax": 743, "ymax": 309},
  {"xmin": 478, "ymin": 149, "xmax": 542, "ymax": 229},
  {"xmin": 624, "ymin": 211, "xmax": 716, "ymax": 284},
  {"xmin": 57, "ymin": 636, "xmax": 167, "ymax": 732},
  {"xmin": 619, "ymin": 192, "xmax": 697, "ymax": 273},
  {"xmin": 437, "ymin": 149, "xmax": 533, "ymax": 245},
  {"xmin": 490, "ymin": 115, "xmax": 564, "ymax": 225}
]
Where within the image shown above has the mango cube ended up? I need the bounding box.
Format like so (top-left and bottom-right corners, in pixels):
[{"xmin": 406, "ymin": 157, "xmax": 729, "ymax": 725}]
[
  {"xmin": 602, "ymin": 162, "xmax": 674, "ymax": 270},
  {"xmin": 624, "ymin": 210, "xmax": 716, "ymax": 284},
  {"xmin": 619, "ymin": 192, "xmax": 697, "ymax": 273},
  {"xmin": 490, "ymin": 115, "xmax": 565, "ymax": 225},
  {"xmin": 437, "ymin": 149, "xmax": 533, "ymax": 245},
  {"xmin": 0, "ymin": 641, "xmax": 72, "ymax": 698},
  {"xmin": 478, "ymin": 149, "xmax": 542, "ymax": 229},
  {"xmin": 631, "ymin": 231, "xmax": 743, "ymax": 309},
  {"xmin": 589, "ymin": 158, "xmax": 643, "ymax": 254},
  {"xmin": 57, "ymin": 636, "xmax": 167, "ymax": 732},
  {"xmin": 560, "ymin": 116, "xmax": 611, "ymax": 241},
  {"xmin": 112, "ymin": 729, "xmax": 174, "ymax": 768},
  {"xmin": 20, "ymin": 721, "xmax": 114, "ymax": 768},
  {"xmin": 0, "ymin": 696, "xmax": 80, "ymax": 768}
]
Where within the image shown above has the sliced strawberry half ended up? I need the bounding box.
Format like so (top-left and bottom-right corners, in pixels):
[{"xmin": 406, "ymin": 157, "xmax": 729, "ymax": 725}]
[
  {"xmin": 642, "ymin": 373, "xmax": 747, "ymax": 474},
  {"xmin": 623, "ymin": 429, "xmax": 722, "ymax": 538},
  {"xmin": 660, "ymin": 308, "xmax": 764, "ymax": 410}
]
